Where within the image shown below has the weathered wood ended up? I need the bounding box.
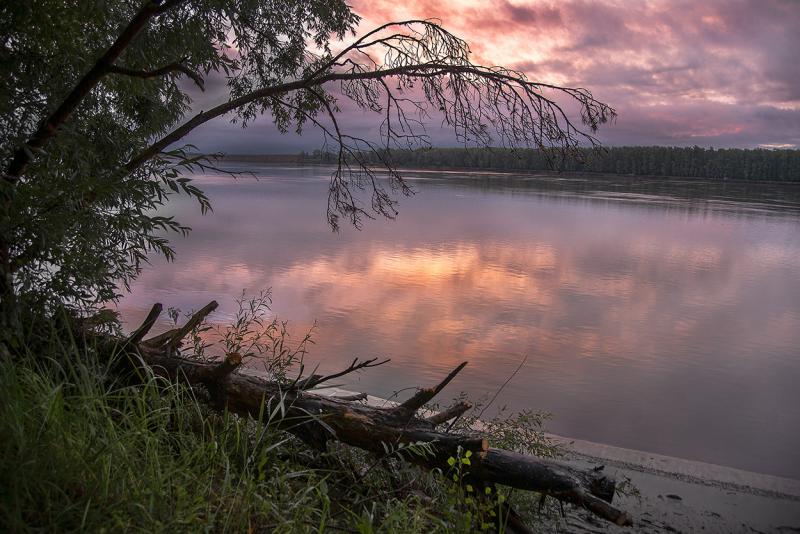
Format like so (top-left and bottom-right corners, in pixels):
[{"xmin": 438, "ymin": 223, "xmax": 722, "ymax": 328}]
[
  {"xmin": 426, "ymin": 400, "xmax": 472, "ymax": 426},
  {"xmin": 138, "ymin": 344, "xmax": 488, "ymax": 458},
  {"xmin": 397, "ymin": 361, "xmax": 467, "ymax": 414},
  {"xmin": 164, "ymin": 300, "xmax": 218, "ymax": 350},
  {"xmin": 126, "ymin": 303, "xmax": 162, "ymax": 345},
  {"xmin": 331, "ymin": 392, "xmax": 368, "ymax": 402},
  {"xmin": 141, "ymin": 300, "xmax": 218, "ymax": 349},
  {"xmin": 102, "ymin": 302, "xmax": 632, "ymax": 526},
  {"xmin": 210, "ymin": 352, "xmax": 242, "ymax": 380},
  {"xmin": 471, "ymin": 449, "xmax": 628, "ymax": 526}
]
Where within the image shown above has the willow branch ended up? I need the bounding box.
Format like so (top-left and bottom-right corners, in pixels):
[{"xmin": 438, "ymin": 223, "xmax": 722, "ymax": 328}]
[
  {"xmin": 125, "ymin": 61, "xmax": 612, "ymax": 174},
  {"xmin": 109, "ymin": 60, "xmax": 204, "ymax": 90},
  {"xmin": 4, "ymin": 0, "xmax": 184, "ymax": 183}
]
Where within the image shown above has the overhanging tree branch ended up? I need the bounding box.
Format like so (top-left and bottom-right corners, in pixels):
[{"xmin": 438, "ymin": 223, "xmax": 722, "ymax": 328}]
[
  {"xmin": 108, "ymin": 59, "xmax": 205, "ymax": 90},
  {"xmin": 3, "ymin": 0, "xmax": 185, "ymax": 183},
  {"xmin": 124, "ymin": 21, "xmax": 614, "ymax": 230},
  {"xmin": 2, "ymin": 15, "xmax": 616, "ymax": 319},
  {"xmin": 128, "ymin": 63, "xmax": 612, "ymax": 173}
]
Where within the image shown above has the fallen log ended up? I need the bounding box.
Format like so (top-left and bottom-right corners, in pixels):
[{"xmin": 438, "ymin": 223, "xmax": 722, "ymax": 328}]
[{"xmin": 98, "ymin": 301, "xmax": 632, "ymax": 527}]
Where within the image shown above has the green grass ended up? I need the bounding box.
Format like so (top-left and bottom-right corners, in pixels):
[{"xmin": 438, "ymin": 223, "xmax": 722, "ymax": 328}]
[
  {"xmin": 1, "ymin": 351, "xmax": 333, "ymax": 531},
  {"xmin": 0, "ymin": 345, "xmax": 560, "ymax": 533},
  {"xmin": 0, "ymin": 305, "xmax": 566, "ymax": 533}
]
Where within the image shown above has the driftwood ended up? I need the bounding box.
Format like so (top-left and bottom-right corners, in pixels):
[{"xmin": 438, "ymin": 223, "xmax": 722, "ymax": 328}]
[{"xmin": 104, "ymin": 301, "xmax": 632, "ymax": 527}]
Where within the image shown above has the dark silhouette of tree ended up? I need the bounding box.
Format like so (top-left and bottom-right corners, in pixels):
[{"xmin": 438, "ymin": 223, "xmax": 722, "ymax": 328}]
[{"xmin": 1, "ymin": 1, "xmax": 613, "ymax": 319}]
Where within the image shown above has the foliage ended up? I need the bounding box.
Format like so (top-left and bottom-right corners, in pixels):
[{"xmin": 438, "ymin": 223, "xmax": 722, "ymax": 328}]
[
  {"xmin": 426, "ymin": 394, "xmax": 560, "ymax": 462},
  {"xmin": 177, "ymin": 289, "xmax": 314, "ymax": 384},
  {"xmin": 0, "ymin": 340, "xmax": 421, "ymax": 532},
  {"xmin": 1, "ymin": 338, "xmax": 314, "ymax": 531},
  {"xmin": 1, "ymin": 1, "xmax": 612, "ymax": 317},
  {"xmin": 1, "ymin": 3, "xmax": 620, "ymax": 528},
  {"xmin": 1, "ymin": 0, "xmax": 357, "ymax": 310},
  {"xmin": 444, "ymin": 448, "xmax": 503, "ymax": 532}
]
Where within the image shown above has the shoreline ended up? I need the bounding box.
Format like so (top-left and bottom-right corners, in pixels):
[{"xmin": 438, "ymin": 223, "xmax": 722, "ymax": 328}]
[
  {"xmin": 216, "ymin": 155, "xmax": 800, "ymax": 186},
  {"xmin": 305, "ymin": 382, "xmax": 800, "ymax": 532},
  {"xmin": 553, "ymin": 434, "xmax": 800, "ymax": 501},
  {"xmin": 307, "ymin": 382, "xmax": 800, "ymax": 491}
]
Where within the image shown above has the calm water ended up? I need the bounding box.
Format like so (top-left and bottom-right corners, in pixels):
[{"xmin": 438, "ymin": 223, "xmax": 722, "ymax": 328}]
[{"xmin": 119, "ymin": 165, "xmax": 800, "ymax": 479}]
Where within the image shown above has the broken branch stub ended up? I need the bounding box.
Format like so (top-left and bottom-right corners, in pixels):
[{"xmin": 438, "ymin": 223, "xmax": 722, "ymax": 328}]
[
  {"xmin": 426, "ymin": 400, "xmax": 473, "ymax": 426},
  {"xmin": 126, "ymin": 303, "xmax": 162, "ymax": 345},
  {"xmin": 395, "ymin": 361, "xmax": 468, "ymax": 419}
]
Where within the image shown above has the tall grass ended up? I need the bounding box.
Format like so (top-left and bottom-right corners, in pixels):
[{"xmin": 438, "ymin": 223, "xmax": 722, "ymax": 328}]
[
  {"xmin": 1, "ymin": 343, "xmax": 343, "ymax": 532},
  {"xmin": 0, "ymin": 307, "xmax": 562, "ymax": 532},
  {"xmin": 0, "ymin": 343, "xmax": 508, "ymax": 532}
]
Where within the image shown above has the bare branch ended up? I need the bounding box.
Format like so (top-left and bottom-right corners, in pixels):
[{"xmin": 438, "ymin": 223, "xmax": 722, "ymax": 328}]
[
  {"xmin": 164, "ymin": 300, "xmax": 218, "ymax": 350},
  {"xmin": 127, "ymin": 303, "xmax": 163, "ymax": 345},
  {"xmin": 426, "ymin": 400, "xmax": 472, "ymax": 426},
  {"xmin": 298, "ymin": 357, "xmax": 390, "ymax": 390},
  {"xmin": 397, "ymin": 361, "xmax": 468, "ymax": 414},
  {"xmin": 143, "ymin": 300, "xmax": 218, "ymax": 349}
]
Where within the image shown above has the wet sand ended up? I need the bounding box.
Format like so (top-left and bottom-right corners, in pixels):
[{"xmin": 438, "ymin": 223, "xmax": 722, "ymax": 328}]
[{"xmin": 555, "ymin": 435, "xmax": 800, "ymax": 533}]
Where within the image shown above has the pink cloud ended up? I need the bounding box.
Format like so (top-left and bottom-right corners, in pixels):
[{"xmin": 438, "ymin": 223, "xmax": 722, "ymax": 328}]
[
  {"xmin": 341, "ymin": 0, "xmax": 800, "ymax": 148},
  {"xmin": 182, "ymin": 1, "xmax": 800, "ymax": 151}
]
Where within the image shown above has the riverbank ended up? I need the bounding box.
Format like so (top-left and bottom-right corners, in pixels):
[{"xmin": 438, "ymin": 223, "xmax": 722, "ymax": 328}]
[
  {"xmin": 559, "ymin": 436, "xmax": 800, "ymax": 533},
  {"xmin": 312, "ymin": 382, "xmax": 800, "ymax": 533}
]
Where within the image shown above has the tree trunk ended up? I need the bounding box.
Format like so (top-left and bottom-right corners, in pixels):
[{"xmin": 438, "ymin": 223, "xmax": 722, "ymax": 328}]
[{"xmin": 96, "ymin": 302, "xmax": 632, "ymax": 527}]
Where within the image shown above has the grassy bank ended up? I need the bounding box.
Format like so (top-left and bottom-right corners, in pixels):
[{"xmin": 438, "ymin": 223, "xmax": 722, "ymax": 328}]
[{"xmin": 0, "ymin": 329, "xmax": 560, "ymax": 533}]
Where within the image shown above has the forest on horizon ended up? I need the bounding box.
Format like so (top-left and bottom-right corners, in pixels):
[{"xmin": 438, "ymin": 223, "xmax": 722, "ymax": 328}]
[{"xmin": 222, "ymin": 146, "xmax": 800, "ymax": 182}]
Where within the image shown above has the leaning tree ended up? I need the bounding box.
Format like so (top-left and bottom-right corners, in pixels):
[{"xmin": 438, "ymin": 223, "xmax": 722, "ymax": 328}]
[
  {"xmin": 1, "ymin": 2, "xmax": 625, "ymax": 528},
  {"xmin": 1, "ymin": 0, "xmax": 614, "ymax": 316}
]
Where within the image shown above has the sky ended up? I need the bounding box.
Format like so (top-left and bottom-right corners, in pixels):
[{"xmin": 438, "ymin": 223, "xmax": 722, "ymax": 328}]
[{"xmin": 184, "ymin": 0, "xmax": 800, "ymax": 153}]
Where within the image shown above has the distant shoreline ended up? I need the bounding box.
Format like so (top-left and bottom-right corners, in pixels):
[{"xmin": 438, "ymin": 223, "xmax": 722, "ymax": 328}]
[{"xmin": 214, "ymin": 153, "xmax": 800, "ymax": 185}]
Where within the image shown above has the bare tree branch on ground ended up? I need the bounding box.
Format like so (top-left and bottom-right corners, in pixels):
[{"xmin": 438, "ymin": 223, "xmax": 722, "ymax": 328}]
[{"xmin": 89, "ymin": 301, "xmax": 632, "ymax": 529}]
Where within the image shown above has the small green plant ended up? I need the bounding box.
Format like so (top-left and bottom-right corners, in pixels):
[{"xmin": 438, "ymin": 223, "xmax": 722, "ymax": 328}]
[
  {"xmin": 174, "ymin": 290, "xmax": 313, "ymax": 384},
  {"xmin": 431, "ymin": 392, "xmax": 560, "ymax": 459},
  {"xmin": 440, "ymin": 446, "xmax": 508, "ymax": 532}
]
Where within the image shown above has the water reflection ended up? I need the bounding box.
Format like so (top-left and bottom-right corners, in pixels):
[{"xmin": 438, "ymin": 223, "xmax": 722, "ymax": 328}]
[{"xmin": 119, "ymin": 166, "xmax": 800, "ymax": 479}]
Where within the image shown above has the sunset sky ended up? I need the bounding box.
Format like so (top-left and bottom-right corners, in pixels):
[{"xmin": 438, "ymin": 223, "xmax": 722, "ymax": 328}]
[{"xmin": 185, "ymin": 0, "xmax": 800, "ymax": 153}]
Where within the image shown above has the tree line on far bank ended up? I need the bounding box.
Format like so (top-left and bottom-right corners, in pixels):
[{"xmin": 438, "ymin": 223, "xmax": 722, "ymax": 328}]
[{"xmin": 299, "ymin": 146, "xmax": 800, "ymax": 182}]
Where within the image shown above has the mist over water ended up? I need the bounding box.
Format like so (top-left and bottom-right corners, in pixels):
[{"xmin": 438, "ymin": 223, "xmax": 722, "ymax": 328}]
[{"xmin": 119, "ymin": 165, "xmax": 800, "ymax": 479}]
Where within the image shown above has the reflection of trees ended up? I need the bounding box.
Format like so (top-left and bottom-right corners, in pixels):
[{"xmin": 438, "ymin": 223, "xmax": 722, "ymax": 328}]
[{"xmin": 401, "ymin": 170, "xmax": 800, "ymax": 219}]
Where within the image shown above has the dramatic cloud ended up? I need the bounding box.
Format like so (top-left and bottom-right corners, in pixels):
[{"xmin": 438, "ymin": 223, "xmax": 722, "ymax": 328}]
[{"xmin": 183, "ymin": 0, "xmax": 800, "ymax": 152}]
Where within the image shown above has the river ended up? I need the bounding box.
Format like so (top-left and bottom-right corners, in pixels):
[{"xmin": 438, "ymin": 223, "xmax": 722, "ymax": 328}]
[{"xmin": 118, "ymin": 164, "xmax": 800, "ymax": 479}]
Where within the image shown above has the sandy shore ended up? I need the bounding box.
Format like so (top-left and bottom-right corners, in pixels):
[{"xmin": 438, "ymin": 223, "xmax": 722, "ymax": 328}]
[
  {"xmin": 308, "ymin": 384, "xmax": 800, "ymax": 533},
  {"xmin": 553, "ymin": 435, "xmax": 800, "ymax": 533}
]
